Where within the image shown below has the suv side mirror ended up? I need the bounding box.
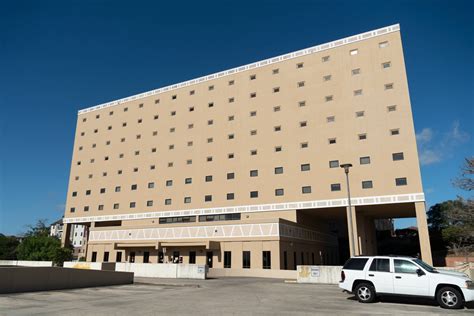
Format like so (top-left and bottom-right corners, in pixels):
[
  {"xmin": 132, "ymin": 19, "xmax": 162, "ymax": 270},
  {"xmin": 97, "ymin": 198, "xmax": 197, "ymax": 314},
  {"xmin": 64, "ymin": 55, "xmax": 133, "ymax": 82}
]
[{"xmin": 416, "ymin": 268, "xmax": 425, "ymax": 276}]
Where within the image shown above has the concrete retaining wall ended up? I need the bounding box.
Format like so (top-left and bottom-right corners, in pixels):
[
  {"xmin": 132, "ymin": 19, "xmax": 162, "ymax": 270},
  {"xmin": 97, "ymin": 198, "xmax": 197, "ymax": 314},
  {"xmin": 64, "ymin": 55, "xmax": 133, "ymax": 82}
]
[
  {"xmin": 297, "ymin": 266, "xmax": 342, "ymax": 284},
  {"xmin": 0, "ymin": 267, "xmax": 133, "ymax": 294},
  {"xmin": 116, "ymin": 263, "xmax": 207, "ymax": 279},
  {"xmin": 63, "ymin": 262, "xmax": 116, "ymax": 271},
  {"xmin": 0, "ymin": 260, "xmax": 53, "ymax": 267},
  {"xmin": 208, "ymin": 268, "xmax": 297, "ymax": 279}
]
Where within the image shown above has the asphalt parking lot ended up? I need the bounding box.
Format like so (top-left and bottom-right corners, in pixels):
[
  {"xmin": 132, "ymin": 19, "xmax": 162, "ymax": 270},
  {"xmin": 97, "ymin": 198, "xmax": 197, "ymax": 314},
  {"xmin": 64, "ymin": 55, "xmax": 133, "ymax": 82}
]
[{"xmin": 1, "ymin": 277, "xmax": 473, "ymax": 315}]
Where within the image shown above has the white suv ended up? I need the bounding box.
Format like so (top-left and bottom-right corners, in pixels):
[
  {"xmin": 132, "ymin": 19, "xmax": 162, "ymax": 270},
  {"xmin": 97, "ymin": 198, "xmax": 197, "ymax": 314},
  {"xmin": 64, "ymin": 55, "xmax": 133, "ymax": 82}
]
[{"xmin": 339, "ymin": 256, "xmax": 474, "ymax": 309}]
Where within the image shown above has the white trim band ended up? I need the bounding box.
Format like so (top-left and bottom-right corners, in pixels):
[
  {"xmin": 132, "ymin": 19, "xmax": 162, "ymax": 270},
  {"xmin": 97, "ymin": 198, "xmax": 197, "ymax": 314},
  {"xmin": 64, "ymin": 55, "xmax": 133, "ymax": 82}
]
[
  {"xmin": 64, "ymin": 192, "xmax": 424, "ymax": 224},
  {"xmin": 78, "ymin": 24, "xmax": 400, "ymax": 115}
]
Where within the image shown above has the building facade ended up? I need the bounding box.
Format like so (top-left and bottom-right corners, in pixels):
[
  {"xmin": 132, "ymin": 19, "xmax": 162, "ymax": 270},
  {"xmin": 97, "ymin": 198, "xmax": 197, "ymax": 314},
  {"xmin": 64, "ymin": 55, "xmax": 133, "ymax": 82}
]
[{"xmin": 62, "ymin": 24, "xmax": 433, "ymax": 271}]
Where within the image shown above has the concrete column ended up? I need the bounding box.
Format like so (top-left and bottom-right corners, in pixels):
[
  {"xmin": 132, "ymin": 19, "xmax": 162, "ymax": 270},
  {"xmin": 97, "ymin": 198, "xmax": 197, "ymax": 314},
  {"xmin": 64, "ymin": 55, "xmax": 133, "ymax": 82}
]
[
  {"xmin": 365, "ymin": 218, "xmax": 377, "ymax": 256},
  {"xmin": 415, "ymin": 201, "xmax": 433, "ymax": 265},
  {"xmin": 61, "ymin": 223, "xmax": 71, "ymax": 248},
  {"xmin": 356, "ymin": 213, "xmax": 366, "ymax": 255},
  {"xmin": 346, "ymin": 206, "xmax": 359, "ymax": 256}
]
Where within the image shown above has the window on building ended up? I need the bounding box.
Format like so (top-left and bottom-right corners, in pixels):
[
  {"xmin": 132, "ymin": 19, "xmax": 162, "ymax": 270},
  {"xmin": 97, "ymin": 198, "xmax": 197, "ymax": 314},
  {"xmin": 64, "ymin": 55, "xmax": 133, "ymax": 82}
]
[
  {"xmin": 184, "ymin": 197, "xmax": 191, "ymax": 204},
  {"xmin": 228, "ymin": 134, "xmax": 234, "ymax": 140},
  {"xmin": 72, "ymin": 191, "xmax": 77, "ymax": 197},
  {"xmin": 299, "ymin": 121, "xmax": 307, "ymax": 127},
  {"xmin": 185, "ymin": 178, "xmax": 192, "ymax": 184},
  {"xmin": 275, "ymin": 146, "xmax": 282, "ymax": 152},
  {"xmin": 274, "ymin": 167, "xmax": 283, "ymax": 174},
  {"xmin": 250, "ymin": 111, "xmax": 257, "ymax": 116},
  {"xmin": 85, "ymin": 190, "xmax": 91, "ymax": 195},
  {"xmin": 207, "ymin": 156, "xmax": 213, "ymax": 162},
  {"xmin": 327, "ymin": 116, "xmax": 335, "ymax": 123},
  {"xmin": 385, "ymin": 83, "xmax": 394, "ymax": 90},
  {"xmin": 205, "ymin": 175, "xmax": 213, "ymax": 182},
  {"xmin": 273, "ymin": 87, "xmax": 280, "ymax": 93},
  {"xmin": 208, "ymin": 120, "xmax": 213, "ymax": 125},
  {"xmin": 300, "ymin": 142, "xmax": 308, "ymax": 149},
  {"xmin": 387, "ymin": 105, "xmax": 397, "ymax": 112},
  {"xmin": 275, "ymin": 188, "xmax": 284, "ymax": 196},
  {"xmin": 250, "ymin": 92, "xmax": 257, "ymax": 99},
  {"xmin": 329, "ymin": 138, "xmax": 337, "ymax": 144},
  {"xmin": 208, "ymin": 102, "xmax": 214, "ymax": 107},
  {"xmin": 297, "ymin": 81, "xmax": 305, "ymax": 88},
  {"xmin": 91, "ymin": 252, "xmax": 97, "ymax": 262},
  {"xmin": 301, "ymin": 163, "xmax": 310, "ymax": 171},
  {"xmin": 354, "ymin": 89, "xmax": 363, "ymax": 96},
  {"xmin": 227, "ymin": 173, "xmax": 235, "ymax": 180},
  {"xmin": 273, "ymin": 106, "xmax": 280, "ymax": 112},
  {"xmin": 382, "ymin": 61, "xmax": 391, "ymax": 69},
  {"xmin": 272, "ymin": 68, "xmax": 279, "ymax": 74},
  {"xmin": 189, "ymin": 90, "xmax": 195, "ymax": 95},
  {"xmin": 116, "ymin": 252, "xmax": 122, "ymax": 262},
  {"xmin": 98, "ymin": 204, "xmax": 104, "ymax": 211},
  {"xmin": 325, "ymin": 95, "xmax": 333, "ymax": 102},
  {"xmin": 262, "ymin": 251, "xmax": 271, "ymax": 269},
  {"xmin": 228, "ymin": 153, "xmax": 234, "ymax": 159},
  {"xmin": 113, "ymin": 203, "xmax": 119, "ymax": 209},
  {"xmin": 250, "ymin": 170, "xmax": 258, "ymax": 177},
  {"xmin": 323, "ymin": 75, "xmax": 331, "ymax": 81},
  {"xmin": 228, "ymin": 97, "xmax": 234, "ymax": 103},
  {"xmin": 228, "ymin": 80, "xmax": 234, "ymax": 85},
  {"xmin": 352, "ymin": 68, "xmax": 361, "ymax": 75},
  {"xmin": 329, "ymin": 160, "xmax": 339, "ymax": 168},
  {"xmin": 274, "ymin": 126, "xmax": 281, "ymax": 132},
  {"xmin": 390, "ymin": 129, "xmax": 400, "ymax": 136},
  {"xmin": 379, "ymin": 41, "xmax": 389, "ymax": 48},
  {"xmin": 243, "ymin": 251, "xmax": 251, "ymax": 269},
  {"xmin": 226, "ymin": 193, "xmax": 234, "ymax": 200},
  {"xmin": 131, "ymin": 184, "xmax": 137, "ymax": 190},
  {"xmin": 396, "ymin": 177, "xmax": 408, "ymax": 186},
  {"xmin": 360, "ymin": 156, "xmax": 371, "ymax": 165},
  {"xmin": 392, "ymin": 152, "xmax": 405, "ymax": 161},
  {"xmin": 224, "ymin": 251, "xmax": 232, "ymax": 268},
  {"xmin": 302, "ymin": 186, "xmax": 312, "ymax": 194},
  {"xmin": 208, "ymin": 85, "xmax": 214, "ymax": 91},
  {"xmin": 130, "ymin": 202, "xmax": 136, "ymax": 208},
  {"xmin": 166, "ymin": 180, "xmax": 173, "ymax": 186},
  {"xmin": 159, "ymin": 216, "xmax": 196, "ymax": 224},
  {"xmin": 250, "ymin": 130, "xmax": 257, "ymax": 136},
  {"xmin": 331, "ymin": 183, "xmax": 341, "ymax": 191},
  {"xmin": 147, "ymin": 200, "xmax": 153, "ymax": 207},
  {"xmin": 165, "ymin": 199, "xmax": 172, "ymax": 205},
  {"xmin": 250, "ymin": 150, "xmax": 257, "ymax": 156},
  {"xmin": 199, "ymin": 213, "xmax": 240, "ymax": 222},
  {"xmin": 362, "ymin": 181, "xmax": 373, "ymax": 189},
  {"xmin": 250, "ymin": 74, "xmax": 256, "ymax": 80},
  {"xmin": 70, "ymin": 207, "xmax": 75, "ymax": 213},
  {"xmin": 84, "ymin": 206, "xmax": 90, "ymax": 212},
  {"xmin": 358, "ymin": 134, "xmax": 367, "ymax": 140},
  {"xmin": 207, "ymin": 138, "xmax": 213, "ymax": 143},
  {"xmin": 228, "ymin": 115, "xmax": 234, "ymax": 121},
  {"xmin": 356, "ymin": 111, "xmax": 365, "ymax": 117},
  {"xmin": 350, "ymin": 49, "xmax": 358, "ymax": 55},
  {"xmin": 205, "ymin": 195, "xmax": 212, "ymax": 202},
  {"xmin": 322, "ymin": 55, "xmax": 330, "ymax": 62},
  {"xmin": 250, "ymin": 191, "xmax": 258, "ymax": 198}
]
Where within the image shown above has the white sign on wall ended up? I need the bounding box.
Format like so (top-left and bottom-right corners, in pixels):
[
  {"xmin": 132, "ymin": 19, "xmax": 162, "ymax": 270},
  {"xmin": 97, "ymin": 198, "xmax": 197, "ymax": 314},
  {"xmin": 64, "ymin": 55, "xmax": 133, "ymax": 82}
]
[{"xmin": 311, "ymin": 266, "xmax": 320, "ymax": 278}]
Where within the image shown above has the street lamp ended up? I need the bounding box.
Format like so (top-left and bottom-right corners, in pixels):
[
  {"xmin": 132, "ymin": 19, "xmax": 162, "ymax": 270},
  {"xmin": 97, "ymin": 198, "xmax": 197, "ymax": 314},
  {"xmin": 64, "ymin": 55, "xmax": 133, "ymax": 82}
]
[{"xmin": 340, "ymin": 163, "xmax": 355, "ymax": 257}]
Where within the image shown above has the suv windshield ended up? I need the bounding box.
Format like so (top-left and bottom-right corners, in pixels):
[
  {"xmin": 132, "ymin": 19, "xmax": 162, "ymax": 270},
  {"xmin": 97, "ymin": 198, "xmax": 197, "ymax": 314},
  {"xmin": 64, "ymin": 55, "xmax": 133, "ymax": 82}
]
[{"xmin": 413, "ymin": 258, "xmax": 436, "ymax": 272}]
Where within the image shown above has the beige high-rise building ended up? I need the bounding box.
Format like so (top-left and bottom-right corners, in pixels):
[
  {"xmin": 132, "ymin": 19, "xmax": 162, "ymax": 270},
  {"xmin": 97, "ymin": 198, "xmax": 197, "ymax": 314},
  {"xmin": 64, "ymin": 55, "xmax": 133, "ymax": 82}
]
[{"xmin": 62, "ymin": 24, "xmax": 433, "ymax": 272}]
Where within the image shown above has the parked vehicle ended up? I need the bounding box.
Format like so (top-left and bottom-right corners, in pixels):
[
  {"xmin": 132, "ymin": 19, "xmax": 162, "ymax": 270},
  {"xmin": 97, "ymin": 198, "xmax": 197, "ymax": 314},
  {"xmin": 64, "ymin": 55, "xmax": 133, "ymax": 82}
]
[{"xmin": 339, "ymin": 255, "xmax": 474, "ymax": 309}]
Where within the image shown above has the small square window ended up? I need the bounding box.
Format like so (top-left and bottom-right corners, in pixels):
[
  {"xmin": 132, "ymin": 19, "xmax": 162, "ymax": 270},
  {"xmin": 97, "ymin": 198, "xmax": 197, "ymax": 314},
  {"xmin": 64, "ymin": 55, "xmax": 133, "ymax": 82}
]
[
  {"xmin": 208, "ymin": 85, "xmax": 214, "ymax": 91},
  {"xmin": 299, "ymin": 121, "xmax": 307, "ymax": 127},
  {"xmin": 272, "ymin": 68, "xmax": 279, "ymax": 74},
  {"xmin": 106, "ymin": 141, "xmax": 111, "ymax": 145},
  {"xmin": 153, "ymin": 131, "xmax": 158, "ymax": 136},
  {"xmin": 250, "ymin": 191, "xmax": 258, "ymax": 198},
  {"xmin": 205, "ymin": 175, "xmax": 213, "ymax": 182},
  {"xmin": 155, "ymin": 99, "xmax": 160, "ymax": 104},
  {"xmin": 250, "ymin": 92, "xmax": 256, "ymax": 98},
  {"xmin": 385, "ymin": 83, "xmax": 394, "ymax": 90},
  {"xmin": 274, "ymin": 126, "xmax": 281, "ymax": 132},
  {"xmin": 302, "ymin": 186, "xmax": 312, "ymax": 194},
  {"xmin": 327, "ymin": 116, "xmax": 335, "ymax": 123},
  {"xmin": 228, "ymin": 153, "xmax": 234, "ymax": 159},
  {"xmin": 362, "ymin": 181, "xmax": 373, "ymax": 189},
  {"xmin": 208, "ymin": 102, "xmax": 214, "ymax": 108},
  {"xmin": 250, "ymin": 111, "xmax": 257, "ymax": 117},
  {"xmin": 329, "ymin": 160, "xmax": 339, "ymax": 168},
  {"xmin": 328, "ymin": 138, "xmax": 336, "ymax": 144},
  {"xmin": 205, "ymin": 195, "xmax": 212, "ymax": 202},
  {"xmin": 227, "ymin": 173, "xmax": 235, "ymax": 180},
  {"xmin": 301, "ymin": 164, "xmax": 310, "ymax": 171},
  {"xmin": 379, "ymin": 41, "xmax": 389, "ymax": 48},
  {"xmin": 148, "ymin": 182, "xmax": 155, "ymax": 189},
  {"xmin": 135, "ymin": 151, "xmax": 140, "ymax": 156},
  {"xmin": 325, "ymin": 95, "xmax": 333, "ymax": 102},
  {"xmin": 130, "ymin": 202, "xmax": 136, "ymax": 208},
  {"xmin": 228, "ymin": 97, "xmax": 234, "ymax": 103},
  {"xmin": 250, "ymin": 170, "xmax": 258, "ymax": 177},
  {"xmin": 382, "ymin": 61, "xmax": 391, "ymax": 69},
  {"xmin": 331, "ymin": 183, "xmax": 341, "ymax": 191},
  {"xmin": 70, "ymin": 207, "xmax": 76, "ymax": 213},
  {"xmin": 350, "ymin": 49, "xmax": 358, "ymax": 55},
  {"xmin": 96, "ymin": 115, "xmax": 100, "ymax": 119},
  {"xmin": 250, "ymin": 74, "xmax": 256, "ymax": 80},
  {"xmin": 98, "ymin": 205, "xmax": 104, "ymax": 211},
  {"xmin": 354, "ymin": 89, "xmax": 363, "ymax": 96},
  {"xmin": 147, "ymin": 200, "xmax": 153, "ymax": 207},
  {"xmin": 250, "ymin": 130, "xmax": 257, "ymax": 136},
  {"xmin": 360, "ymin": 156, "xmax": 371, "ymax": 165},
  {"xmin": 150, "ymin": 165, "xmax": 156, "ymax": 170},
  {"xmin": 187, "ymin": 141, "xmax": 193, "ymax": 146},
  {"xmin": 132, "ymin": 168, "xmax": 137, "ymax": 173},
  {"xmin": 228, "ymin": 134, "xmax": 234, "ymax": 140},
  {"xmin": 227, "ymin": 193, "xmax": 234, "ymax": 200},
  {"xmin": 115, "ymin": 186, "xmax": 121, "ymax": 192},
  {"xmin": 228, "ymin": 115, "xmax": 234, "ymax": 121},
  {"xmin": 136, "ymin": 134, "xmax": 141, "ymax": 139},
  {"xmin": 188, "ymin": 123, "xmax": 194, "ymax": 129},
  {"xmin": 124, "ymin": 107, "xmax": 128, "ymax": 112},
  {"xmin": 298, "ymin": 101, "xmax": 306, "ymax": 107},
  {"xmin": 189, "ymin": 90, "xmax": 195, "ymax": 95},
  {"xmin": 207, "ymin": 138, "xmax": 213, "ymax": 143},
  {"xmin": 186, "ymin": 159, "xmax": 192, "ymax": 165},
  {"xmin": 392, "ymin": 152, "xmax": 404, "ymax": 161},
  {"xmin": 352, "ymin": 68, "xmax": 361, "ymax": 75},
  {"xmin": 356, "ymin": 111, "xmax": 365, "ymax": 117},
  {"xmin": 273, "ymin": 106, "xmax": 280, "ymax": 112},
  {"xmin": 275, "ymin": 146, "xmax": 282, "ymax": 152},
  {"xmin": 189, "ymin": 106, "xmax": 194, "ymax": 112},
  {"xmin": 358, "ymin": 134, "xmax": 367, "ymax": 140},
  {"xmin": 94, "ymin": 129, "xmax": 98, "ymax": 133},
  {"xmin": 113, "ymin": 203, "xmax": 119, "ymax": 209},
  {"xmin": 172, "ymin": 95, "xmax": 177, "ymax": 100},
  {"xmin": 184, "ymin": 197, "xmax": 191, "ymax": 203},
  {"xmin": 396, "ymin": 177, "xmax": 407, "ymax": 186},
  {"xmin": 117, "ymin": 170, "xmax": 122, "ymax": 175},
  {"xmin": 273, "ymin": 87, "xmax": 280, "ymax": 93},
  {"xmin": 297, "ymin": 81, "xmax": 305, "ymax": 88},
  {"xmin": 166, "ymin": 180, "xmax": 173, "ymax": 187},
  {"xmin": 322, "ymin": 55, "xmax": 330, "ymax": 62},
  {"xmin": 165, "ymin": 199, "xmax": 172, "ymax": 205},
  {"xmin": 274, "ymin": 167, "xmax": 283, "ymax": 174},
  {"xmin": 250, "ymin": 150, "xmax": 257, "ymax": 156},
  {"xmin": 387, "ymin": 105, "xmax": 397, "ymax": 112},
  {"xmin": 82, "ymin": 118, "xmax": 86, "ymax": 122},
  {"xmin": 390, "ymin": 129, "xmax": 400, "ymax": 136},
  {"xmin": 275, "ymin": 188, "xmax": 284, "ymax": 196},
  {"xmin": 78, "ymin": 146, "xmax": 83, "ymax": 151},
  {"xmin": 208, "ymin": 120, "xmax": 213, "ymax": 125},
  {"xmin": 137, "ymin": 119, "xmax": 142, "ymax": 124},
  {"xmin": 171, "ymin": 111, "xmax": 176, "ymax": 116},
  {"xmin": 207, "ymin": 156, "xmax": 213, "ymax": 162},
  {"xmin": 323, "ymin": 75, "xmax": 332, "ymax": 81},
  {"xmin": 169, "ymin": 144, "xmax": 174, "ymax": 150},
  {"xmin": 300, "ymin": 142, "xmax": 308, "ymax": 149},
  {"xmin": 84, "ymin": 206, "xmax": 89, "ymax": 212},
  {"xmin": 131, "ymin": 184, "xmax": 137, "ymax": 190},
  {"xmin": 109, "ymin": 111, "xmax": 114, "ymax": 116},
  {"xmin": 228, "ymin": 80, "xmax": 234, "ymax": 85},
  {"xmin": 100, "ymin": 188, "xmax": 106, "ymax": 194},
  {"xmin": 296, "ymin": 62, "xmax": 304, "ymax": 68}
]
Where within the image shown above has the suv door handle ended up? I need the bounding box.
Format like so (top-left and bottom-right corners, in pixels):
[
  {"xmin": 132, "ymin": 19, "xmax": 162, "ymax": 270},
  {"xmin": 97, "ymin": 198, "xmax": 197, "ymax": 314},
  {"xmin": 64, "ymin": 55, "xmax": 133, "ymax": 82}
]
[
  {"xmin": 395, "ymin": 276, "xmax": 402, "ymax": 279},
  {"xmin": 368, "ymin": 274, "xmax": 374, "ymax": 277}
]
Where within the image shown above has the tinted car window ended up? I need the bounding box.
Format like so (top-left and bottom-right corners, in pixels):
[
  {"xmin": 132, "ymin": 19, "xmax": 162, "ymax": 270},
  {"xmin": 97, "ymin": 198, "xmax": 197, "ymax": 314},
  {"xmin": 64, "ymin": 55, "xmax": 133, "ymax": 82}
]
[
  {"xmin": 343, "ymin": 258, "xmax": 369, "ymax": 270},
  {"xmin": 369, "ymin": 259, "xmax": 390, "ymax": 272},
  {"xmin": 394, "ymin": 259, "xmax": 418, "ymax": 274}
]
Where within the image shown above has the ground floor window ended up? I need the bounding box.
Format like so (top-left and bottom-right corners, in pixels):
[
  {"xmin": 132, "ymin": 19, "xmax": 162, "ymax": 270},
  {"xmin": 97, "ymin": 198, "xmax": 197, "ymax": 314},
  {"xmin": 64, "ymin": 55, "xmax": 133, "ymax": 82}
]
[
  {"xmin": 293, "ymin": 252, "xmax": 297, "ymax": 270},
  {"xmin": 103, "ymin": 251, "xmax": 109, "ymax": 262},
  {"xmin": 262, "ymin": 251, "xmax": 271, "ymax": 269},
  {"xmin": 116, "ymin": 252, "xmax": 122, "ymax": 262},
  {"xmin": 189, "ymin": 251, "xmax": 196, "ymax": 264},
  {"xmin": 158, "ymin": 251, "xmax": 164, "ymax": 263},
  {"xmin": 224, "ymin": 251, "xmax": 232, "ymax": 268},
  {"xmin": 283, "ymin": 251, "xmax": 288, "ymax": 270},
  {"xmin": 91, "ymin": 251, "xmax": 97, "ymax": 262},
  {"xmin": 173, "ymin": 251, "xmax": 180, "ymax": 263},
  {"xmin": 130, "ymin": 251, "xmax": 135, "ymax": 263},
  {"xmin": 243, "ymin": 251, "xmax": 251, "ymax": 269},
  {"xmin": 144, "ymin": 251, "xmax": 150, "ymax": 263},
  {"xmin": 206, "ymin": 251, "xmax": 213, "ymax": 268}
]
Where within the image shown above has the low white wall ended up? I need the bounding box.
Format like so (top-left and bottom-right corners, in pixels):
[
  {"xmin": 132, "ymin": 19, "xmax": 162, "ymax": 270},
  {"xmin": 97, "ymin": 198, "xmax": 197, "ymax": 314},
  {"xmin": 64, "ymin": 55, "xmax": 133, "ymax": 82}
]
[
  {"xmin": 0, "ymin": 260, "xmax": 53, "ymax": 267},
  {"xmin": 116, "ymin": 263, "xmax": 206, "ymax": 279},
  {"xmin": 296, "ymin": 266, "xmax": 342, "ymax": 284},
  {"xmin": 208, "ymin": 268, "xmax": 297, "ymax": 279}
]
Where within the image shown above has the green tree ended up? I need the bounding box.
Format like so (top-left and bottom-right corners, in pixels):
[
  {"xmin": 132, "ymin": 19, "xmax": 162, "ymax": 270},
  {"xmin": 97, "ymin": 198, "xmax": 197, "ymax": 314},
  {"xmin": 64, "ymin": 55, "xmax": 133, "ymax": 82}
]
[
  {"xmin": 16, "ymin": 220, "xmax": 73, "ymax": 266},
  {"xmin": 0, "ymin": 234, "xmax": 20, "ymax": 260}
]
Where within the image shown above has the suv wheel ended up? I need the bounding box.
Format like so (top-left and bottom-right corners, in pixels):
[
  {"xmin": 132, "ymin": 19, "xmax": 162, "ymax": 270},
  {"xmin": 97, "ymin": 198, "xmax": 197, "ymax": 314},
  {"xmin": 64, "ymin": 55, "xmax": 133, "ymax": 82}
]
[
  {"xmin": 354, "ymin": 283, "xmax": 376, "ymax": 303},
  {"xmin": 436, "ymin": 287, "xmax": 463, "ymax": 309}
]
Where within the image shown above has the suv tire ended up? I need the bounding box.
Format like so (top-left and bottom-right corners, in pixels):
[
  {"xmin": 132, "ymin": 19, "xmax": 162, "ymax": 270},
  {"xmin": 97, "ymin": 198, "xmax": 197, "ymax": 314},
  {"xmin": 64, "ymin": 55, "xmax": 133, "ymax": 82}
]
[
  {"xmin": 436, "ymin": 286, "xmax": 464, "ymax": 309},
  {"xmin": 354, "ymin": 282, "xmax": 376, "ymax": 303}
]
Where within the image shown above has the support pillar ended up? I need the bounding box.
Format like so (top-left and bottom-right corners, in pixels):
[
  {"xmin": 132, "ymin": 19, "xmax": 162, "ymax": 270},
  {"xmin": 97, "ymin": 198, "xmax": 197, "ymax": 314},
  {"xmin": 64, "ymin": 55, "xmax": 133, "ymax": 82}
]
[
  {"xmin": 415, "ymin": 201, "xmax": 433, "ymax": 265},
  {"xmin": 346, "ymin": 206, "xmax": 359, "ymax": 256},
  {"xmin": 61, "ymin": 223, "xmax": 71, "ymax": 248}
]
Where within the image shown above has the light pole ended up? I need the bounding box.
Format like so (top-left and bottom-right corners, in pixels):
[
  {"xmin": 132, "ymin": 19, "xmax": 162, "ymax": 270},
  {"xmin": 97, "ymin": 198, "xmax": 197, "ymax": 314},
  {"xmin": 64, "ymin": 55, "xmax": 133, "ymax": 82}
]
[{"xmin": 340, "ymin": 163, "xmax": 355, "ymax": 257}]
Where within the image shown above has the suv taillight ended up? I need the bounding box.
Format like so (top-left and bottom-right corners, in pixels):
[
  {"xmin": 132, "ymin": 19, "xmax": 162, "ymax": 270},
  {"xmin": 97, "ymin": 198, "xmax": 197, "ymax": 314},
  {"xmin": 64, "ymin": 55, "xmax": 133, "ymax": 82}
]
[{"xmin": 341, "ymin": 270, "xmax": 345, "ymax": 282}]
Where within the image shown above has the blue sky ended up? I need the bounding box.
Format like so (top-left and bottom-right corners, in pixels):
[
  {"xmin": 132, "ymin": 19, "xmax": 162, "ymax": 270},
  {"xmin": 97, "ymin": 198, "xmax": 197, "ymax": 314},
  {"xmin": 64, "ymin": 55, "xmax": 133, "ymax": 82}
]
[{"xmin": 1, "ymin": 0, "xmax": 472, "ymax": 235}]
